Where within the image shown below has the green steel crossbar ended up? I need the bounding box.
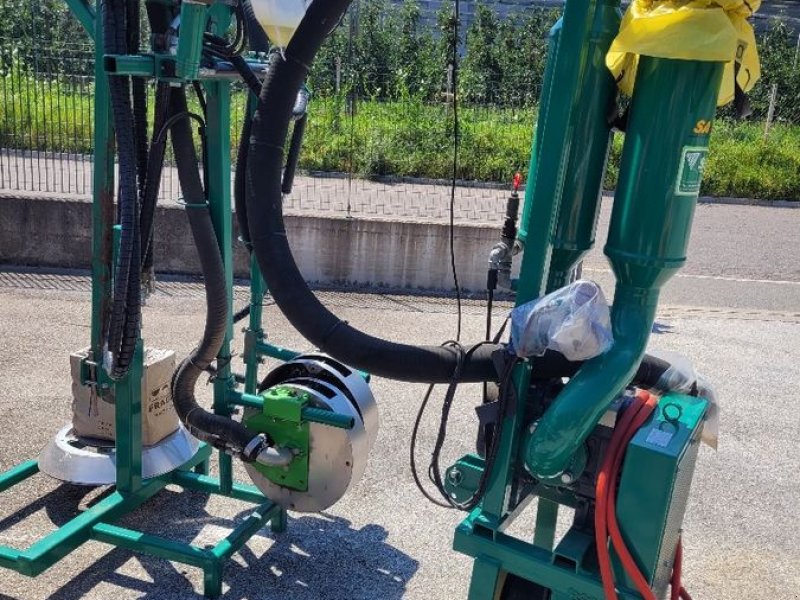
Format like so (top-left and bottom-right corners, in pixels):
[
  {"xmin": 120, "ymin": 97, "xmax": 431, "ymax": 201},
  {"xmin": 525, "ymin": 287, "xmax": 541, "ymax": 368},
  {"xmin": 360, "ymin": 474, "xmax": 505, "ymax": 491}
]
[
  {"xmin": 0, "ymin": 546, "xmax": 22, "ymax": 571},
  {"xmin": 227, "ymin": 391, "xmax": 356, "ymax": 430},
  {"xmin": 0, "ymin": 0, "xmax": 298, "ymax": 596},
  {"xmin": 171, "ymin": 470, "xmax": 267, "ymax": 506},
  {"xmin": 209, "ymin": 502, "xmax": 280, "ymax": 561},
  {"xmin": 0, "ymin": 442, "xmax": 287, "ymax": 596},
  {"xmin": 454, "ymin": 524, "xmax": 643, "ymax": 600},
  {"xmin": 0, "ymin": 460, "xmax": 38, "ymax": 493},
  {"xmin": 255, "ymin": 340, "xmax": 301, "ymax": 362},
  {"xmin": 92, "ymin": 522, "xmax": 214, "ymax": 568}
]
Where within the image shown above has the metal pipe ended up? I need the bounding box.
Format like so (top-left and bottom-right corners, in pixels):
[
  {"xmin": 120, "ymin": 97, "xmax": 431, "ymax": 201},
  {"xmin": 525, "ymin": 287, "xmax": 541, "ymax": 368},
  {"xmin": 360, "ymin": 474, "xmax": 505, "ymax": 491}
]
[
  {"xmin": 175, "ymin": 0, "xmax": 208, "ymax": 80},
  {"xmin": 524, "ymin": 57, "xmax": 725, "ymax": 480},
  {"xmin": 515, "ymin": 0, "xmax": 608, "ymax": 303},
  {"xmin": 546, "ymin": 0, "xmax": 621, "ymax": 292}
]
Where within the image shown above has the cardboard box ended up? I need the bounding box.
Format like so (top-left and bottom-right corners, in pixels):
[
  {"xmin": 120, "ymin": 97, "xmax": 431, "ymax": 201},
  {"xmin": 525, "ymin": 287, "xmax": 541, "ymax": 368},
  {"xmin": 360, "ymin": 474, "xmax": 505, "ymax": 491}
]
[{"xmin": 70, "ymin": 347, "xmax": 180, "ymax": 446}]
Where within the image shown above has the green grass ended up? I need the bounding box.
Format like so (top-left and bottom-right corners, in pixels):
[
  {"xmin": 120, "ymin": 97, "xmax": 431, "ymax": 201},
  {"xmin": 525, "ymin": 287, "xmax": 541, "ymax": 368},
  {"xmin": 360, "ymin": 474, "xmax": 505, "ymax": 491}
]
[{"xmin": 1, "ymin": 71, "xmax": 798, "ymax": 201}]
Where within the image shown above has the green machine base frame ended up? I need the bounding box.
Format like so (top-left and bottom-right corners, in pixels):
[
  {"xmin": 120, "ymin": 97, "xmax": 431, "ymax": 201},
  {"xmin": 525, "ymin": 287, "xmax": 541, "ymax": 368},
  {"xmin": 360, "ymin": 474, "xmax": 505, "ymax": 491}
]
[{"xmin": 0, "ymin": 445, "xmax": 283, "ymax": 598}]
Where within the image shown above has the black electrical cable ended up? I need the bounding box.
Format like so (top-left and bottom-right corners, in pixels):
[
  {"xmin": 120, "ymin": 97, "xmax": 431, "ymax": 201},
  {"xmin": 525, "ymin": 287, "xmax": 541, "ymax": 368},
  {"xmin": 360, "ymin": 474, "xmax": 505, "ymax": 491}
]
[
  {"xmin": 141, "ymin": 82, "xmax": 173, "ymax": 273},
  {"xmin": 233, "ymin": 304, "xmax": 251, "ymax": 324},
  {"xmin": 202, "ymin": 47, "xmax": 263, "ymax": 97},
  {"xmin": 448, "ymin": 0, "xmax": 462, "ymax": 342},
  {"xmin": 156, "ymin": 111, "xmax": 206, "ymax": 144},
  {"xmin": 234, "ymin": 0, "xmax": 270, "ymax": 251},
  {"xmin": 202, "ymin": 0, "xmax": 245, "ymax": 57},
  {"xmin": 192, "ymin": 81, "xmax": 208, "ymax": 119},
  {"xmin": 410, "ymin": 342, "xmax": 517, "ymax": 511}
]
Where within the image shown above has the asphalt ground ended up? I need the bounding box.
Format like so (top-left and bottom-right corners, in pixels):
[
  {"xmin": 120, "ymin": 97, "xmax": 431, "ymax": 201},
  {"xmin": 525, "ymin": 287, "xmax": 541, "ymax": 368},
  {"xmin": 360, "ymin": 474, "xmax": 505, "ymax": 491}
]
[{"xmin": 0, "ymin": 260, "xmax": 798, "ymax": 600}]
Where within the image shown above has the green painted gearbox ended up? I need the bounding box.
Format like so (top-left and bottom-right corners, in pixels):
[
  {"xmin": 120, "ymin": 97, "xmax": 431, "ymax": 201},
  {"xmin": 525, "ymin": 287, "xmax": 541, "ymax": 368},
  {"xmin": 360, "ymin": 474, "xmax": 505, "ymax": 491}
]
[{"xmin": 244, "ymin": 386, "xmax": 311, "ymax": 492}]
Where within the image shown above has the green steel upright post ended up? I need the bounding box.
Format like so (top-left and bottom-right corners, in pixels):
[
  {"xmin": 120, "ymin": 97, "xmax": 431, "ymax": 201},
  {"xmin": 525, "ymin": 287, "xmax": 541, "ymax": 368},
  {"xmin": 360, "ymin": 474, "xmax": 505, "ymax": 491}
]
[
  {"xmin": 90, "ymin": 5, "xmax": 114, "ymax": 361},
  {"xmin": 204, "ymin": 78, "xmax": 235, "ymax": 494},
  {"xmin": 243, "ymin": 93, "xmax": 263, "ymax": 397},
  {"xmin": 114, "ymin": 342, "xmax": 144, "ymax": 493},
  {"xmin": 245, "ymin": 253, "xmax": 264, "ymax": 394},
  {"xmin": 516, "ymin": 17, "xmax": 558, "ymax": 246}
]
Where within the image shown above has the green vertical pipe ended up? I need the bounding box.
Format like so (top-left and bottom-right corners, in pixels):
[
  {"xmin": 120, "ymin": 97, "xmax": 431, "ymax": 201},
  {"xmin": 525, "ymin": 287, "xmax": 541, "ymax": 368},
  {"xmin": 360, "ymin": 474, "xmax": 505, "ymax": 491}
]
[
  {"xmin": 516, "ymin": 20, "xmax": 559, "ymax": 245},
  {"xmin": 514, "ymin": 0, "xmax": 599, "ymax": 304},
  {"xmin": 204, "ymin": 80, "xmax": 235, "ymax": 495},
  {"xmin": 115, "ymin": 340, "xmax": 144, "ymax": 493},
  {"xmin": 244, "ymin": 94, "xmax": 263, "ymax": 396},
  {"xmin": 90, "ymin": 4, "xmax": 115, "ymax": 359},
  {"xmin": 546, "ymin": 0, "xmax": 621, "ymax": 292},
  {"xmin": 606, "ymin": 57, "xmax": 724, "ymax": 289},
  {"xmin": 175, "ymin": 0, "xmax": 208, "ymax": 80},
  {"xmin": 532, "ymin": 498, "xmax": 560, "ymax": 550},
  {"xmin": 473, "ymin": 364, "xmax": 532, "ymax": 526},
  {"xmin": 523, "ymin": 57, "xmax": 724, "ymax": 480}
]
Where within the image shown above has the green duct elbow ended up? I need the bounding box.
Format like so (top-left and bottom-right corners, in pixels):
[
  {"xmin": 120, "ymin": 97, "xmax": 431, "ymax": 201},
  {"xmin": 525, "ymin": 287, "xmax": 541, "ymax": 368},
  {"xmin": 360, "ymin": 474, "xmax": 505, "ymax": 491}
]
[{"xmin": 522, "ymin": 286, "xmax": 658, "ymax": 481}]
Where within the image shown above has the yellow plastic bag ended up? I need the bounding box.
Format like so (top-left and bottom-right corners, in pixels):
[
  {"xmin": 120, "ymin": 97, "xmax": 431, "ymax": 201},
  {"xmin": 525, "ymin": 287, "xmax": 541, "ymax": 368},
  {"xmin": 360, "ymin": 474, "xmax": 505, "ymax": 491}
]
[{"xmin": 606, "ymin": 0, "xmax": 761, "ymax": 106}]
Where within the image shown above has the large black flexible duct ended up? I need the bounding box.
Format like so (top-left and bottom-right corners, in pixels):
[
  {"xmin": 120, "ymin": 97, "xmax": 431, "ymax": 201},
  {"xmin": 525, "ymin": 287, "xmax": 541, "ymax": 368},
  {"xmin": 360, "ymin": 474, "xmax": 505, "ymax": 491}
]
[
  {"xmin": 243, "ymin": 0, "xmax": 498, "ymax": 383},
  {"xmin": 169, "ymin": 89, "xmax": 265, "ymax": 459},
  {"xmin": 243, "ymin": 0, "xmax": 679, "ymax": 387}
]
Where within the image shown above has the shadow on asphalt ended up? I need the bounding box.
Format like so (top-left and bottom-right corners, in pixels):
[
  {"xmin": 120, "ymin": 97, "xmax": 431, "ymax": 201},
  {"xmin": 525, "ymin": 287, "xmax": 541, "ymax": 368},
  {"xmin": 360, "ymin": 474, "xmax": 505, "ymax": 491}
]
[{"xmin": 0, "ymin": 485, "xmax": 418, "ymax": 600}]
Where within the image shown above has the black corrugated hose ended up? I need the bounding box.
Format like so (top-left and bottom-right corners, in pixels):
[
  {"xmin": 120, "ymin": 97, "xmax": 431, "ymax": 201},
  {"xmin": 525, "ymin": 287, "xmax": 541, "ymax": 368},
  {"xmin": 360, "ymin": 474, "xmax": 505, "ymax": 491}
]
[
  {"xmin": 103, "ymin": 0, "xmax": 142, "ymax": 380},
  {"xmin": 242, "ymin": 0, "xmax": 505, "ymax": 383},
  {"xmin": 243, "ymin": 0, "xmax": 679, "ymax": 387},
  {"xmin": 168, "ymin": 88, "xmax": 266, "ymax": 459}
]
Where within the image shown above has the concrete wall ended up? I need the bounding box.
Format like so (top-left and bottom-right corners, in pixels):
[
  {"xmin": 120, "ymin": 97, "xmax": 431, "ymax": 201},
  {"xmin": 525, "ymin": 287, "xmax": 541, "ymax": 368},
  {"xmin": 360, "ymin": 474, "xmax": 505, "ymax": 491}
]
[{"xmin": 0, "ymin": 194, "xmax": 500, "ymax": 292}]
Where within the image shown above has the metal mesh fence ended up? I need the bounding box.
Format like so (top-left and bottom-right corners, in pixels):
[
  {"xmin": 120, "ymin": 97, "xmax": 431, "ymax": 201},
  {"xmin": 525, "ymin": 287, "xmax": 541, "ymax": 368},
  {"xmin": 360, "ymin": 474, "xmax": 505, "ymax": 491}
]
[{"xmin": 1, "ymin": 1, "xmax": 799, "ymax": 224}]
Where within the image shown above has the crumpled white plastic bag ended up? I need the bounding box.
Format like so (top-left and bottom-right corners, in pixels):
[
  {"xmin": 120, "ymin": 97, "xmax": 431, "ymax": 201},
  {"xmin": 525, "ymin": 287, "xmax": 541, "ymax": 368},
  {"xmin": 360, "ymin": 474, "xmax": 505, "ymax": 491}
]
[
  {"xmin": 510, "ymin": 280, "xmax": 613, "ymax": 362},
  {"xmin": 648, "ymin": 349, "xmax": 720, "ymax": 449}
]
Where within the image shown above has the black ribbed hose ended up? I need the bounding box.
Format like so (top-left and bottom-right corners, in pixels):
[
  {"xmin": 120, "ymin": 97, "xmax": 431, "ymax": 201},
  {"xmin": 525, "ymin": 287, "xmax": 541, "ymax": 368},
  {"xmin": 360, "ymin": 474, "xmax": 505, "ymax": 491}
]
[
  {"xmin": 103, "ymin": 0, "xmax": 142, "ymax": 379},
  {"xmin": 243, "ymin": 0, "xmax": 678, "ymax": 386},
  {"xmin": 127, "ymin": 0, "xmax": 149, "ymax": 201},
  {"xmin": 169, "ymin": 88, "xmax": 262, "ymax": 455},
  {"xmin": 243, "ymin": 0, "xmax": 496, "ymax": 383}
]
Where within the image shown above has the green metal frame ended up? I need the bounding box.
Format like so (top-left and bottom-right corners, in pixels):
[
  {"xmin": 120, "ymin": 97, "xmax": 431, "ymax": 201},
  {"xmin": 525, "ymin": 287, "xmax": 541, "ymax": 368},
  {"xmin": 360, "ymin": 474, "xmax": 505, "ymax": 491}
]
[
  {"xmin": 452, "ymin": 0, "xmax": 724, "ymax": 598},
  {"xmin": 0, "ymin": 1, "xmax": 306, "ymax": 596}
]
